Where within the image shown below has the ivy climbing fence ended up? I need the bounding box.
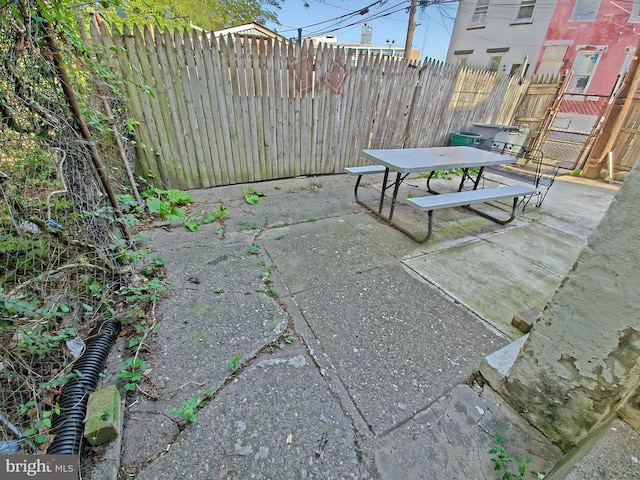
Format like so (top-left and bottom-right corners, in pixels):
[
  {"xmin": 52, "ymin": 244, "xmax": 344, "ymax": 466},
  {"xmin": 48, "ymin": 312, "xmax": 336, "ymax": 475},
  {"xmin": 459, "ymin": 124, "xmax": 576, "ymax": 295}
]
[{"xmin": 0, "ymin": 8, "xmax": 143, "ymax": 454}]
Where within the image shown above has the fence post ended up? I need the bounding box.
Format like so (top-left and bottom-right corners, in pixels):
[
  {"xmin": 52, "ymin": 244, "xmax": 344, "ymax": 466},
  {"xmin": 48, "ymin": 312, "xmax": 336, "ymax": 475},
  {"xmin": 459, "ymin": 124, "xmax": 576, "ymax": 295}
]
[{"xmin": 42, "ymin": 19, "xmax": 132, "ymax": 244}]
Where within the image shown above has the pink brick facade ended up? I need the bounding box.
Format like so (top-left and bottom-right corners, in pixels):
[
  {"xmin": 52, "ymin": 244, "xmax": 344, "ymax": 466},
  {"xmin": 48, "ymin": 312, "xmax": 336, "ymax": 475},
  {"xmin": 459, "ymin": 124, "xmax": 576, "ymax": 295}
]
[{"xmin": 534, "ymin": 0, "xmax": 637, "ymax": 96}]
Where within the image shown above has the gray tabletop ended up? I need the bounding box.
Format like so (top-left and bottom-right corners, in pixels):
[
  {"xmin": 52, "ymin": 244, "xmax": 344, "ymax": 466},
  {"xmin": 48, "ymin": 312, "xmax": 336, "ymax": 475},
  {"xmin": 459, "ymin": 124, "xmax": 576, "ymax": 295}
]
[{"xmin": 362, "ymin": 146, "xmax": 515, "ymax": 173}]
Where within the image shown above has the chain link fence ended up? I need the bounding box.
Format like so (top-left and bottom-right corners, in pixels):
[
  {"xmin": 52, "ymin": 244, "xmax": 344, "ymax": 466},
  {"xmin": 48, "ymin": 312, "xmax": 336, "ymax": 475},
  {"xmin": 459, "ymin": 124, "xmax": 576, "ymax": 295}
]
[{"xmin": 0, "ymin": 9, "xmax": 138, "ymax": 454}]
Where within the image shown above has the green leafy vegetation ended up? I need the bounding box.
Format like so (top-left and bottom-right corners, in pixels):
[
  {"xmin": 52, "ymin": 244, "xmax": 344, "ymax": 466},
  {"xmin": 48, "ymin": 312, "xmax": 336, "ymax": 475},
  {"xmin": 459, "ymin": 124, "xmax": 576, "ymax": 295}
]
[
  {"xmin": 118, "ymin": 357, "xmax": 149, "ymax": 392},
  {"xmin": 172, "ymin": 390, "xmax": 213, "ymax": 423},
  {"xmin": 172, "ymin": 395, "xmax": 200, "ymax": 423},
  {"xmin": 95, "ymin": 0, "xmax": 281, "ymax": 35},
  {"xmin": 308, "ymin": 180, "xmax": 323, "ymax": 192},
  {"xmin": 228, "ymin": 353, "xmax": 243, "ymax": 372},
  {"xmin": 0, "ymin": 0, "xmax": 189, "ymax": 453},
  {"xmin": 489, "ymin": 431, "xmax": 540, "ymax": 479},
  {"xmin": 265, "ymin": 286, "xmax": 279, "ymax": 298},
  {"xmin": 142, "ymin": 186, "xmax": 195, "ymax": 222},
  {"xmin": 184, "ymin": 204, "xmax": 227, "ymax": 232},
  {"xmin": 242, "ymin": 185, "xmax": 265, "ymax": 205},
  {"xmin": 19, "ymin": 400, "xmax": 58, "ymax": 446}
]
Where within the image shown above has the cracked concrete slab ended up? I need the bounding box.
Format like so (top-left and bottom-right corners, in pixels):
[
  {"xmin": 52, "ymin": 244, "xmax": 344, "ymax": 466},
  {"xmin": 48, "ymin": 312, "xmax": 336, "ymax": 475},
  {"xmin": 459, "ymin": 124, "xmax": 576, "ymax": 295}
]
[
  {"xmin": 289, "ymin": 260, "xmax": 506, "ymax": 435},
  {"xmin": 404, "ymin": 237, "xmax": 565, "ymax": 339},
  {"xmin": 140, "ymin": 225, "xmax": 288, "ymax": 406},
  {"xmin": 151, "ymin": 290, "xmax": 287, "ymax": 399},
  {"xmin": 259, "ymin": 216, "xmax": 396, "ymax": 295},
  {"xmin": 365, "ymin": 384, "xmax": 563, "ymax": 479},
  {"xmin": 91, "ymin": 173, "xmax": 626, "ymax": 480},
  {"xmin": 133, "ymin": 345, "xmax": 365, "ymax": 480}
]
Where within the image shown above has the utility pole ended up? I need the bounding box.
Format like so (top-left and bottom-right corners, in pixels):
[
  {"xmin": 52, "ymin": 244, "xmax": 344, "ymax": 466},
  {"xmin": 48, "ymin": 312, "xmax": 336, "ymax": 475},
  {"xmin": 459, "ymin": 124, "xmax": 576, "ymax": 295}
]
[{"xmin": 403, "ymin": 0, "xmax": 418, "ymax": 62}]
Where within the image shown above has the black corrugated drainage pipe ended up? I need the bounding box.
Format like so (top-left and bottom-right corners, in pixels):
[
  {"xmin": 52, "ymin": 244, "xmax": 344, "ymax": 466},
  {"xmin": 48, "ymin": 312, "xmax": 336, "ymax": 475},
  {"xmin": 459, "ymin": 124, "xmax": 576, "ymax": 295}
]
[{"xmin": 47, "ymin": 319, "xmax": 120, "ymax": 454}]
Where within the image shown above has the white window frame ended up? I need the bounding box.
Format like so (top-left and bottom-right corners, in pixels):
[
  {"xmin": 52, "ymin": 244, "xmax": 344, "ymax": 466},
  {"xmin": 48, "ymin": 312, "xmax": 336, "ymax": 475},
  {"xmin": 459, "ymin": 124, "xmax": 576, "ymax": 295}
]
[
  {"xmin": 470, "ymin": 0, "xmax": 490, "ymax": 27},
  {"xmin": 567, "ymin": 50, "xmax": 601, "ymax": 93},
  {"xmin": 570, "ymin": 0, "xmax": 600, "ymax": 21},
  {"xmin": 488, "ymin": 55, "xmax": 502, "ymax": 72},
  {"xmin": 513, "ymin": 0, "xmax": 536, "ymax": 23}
]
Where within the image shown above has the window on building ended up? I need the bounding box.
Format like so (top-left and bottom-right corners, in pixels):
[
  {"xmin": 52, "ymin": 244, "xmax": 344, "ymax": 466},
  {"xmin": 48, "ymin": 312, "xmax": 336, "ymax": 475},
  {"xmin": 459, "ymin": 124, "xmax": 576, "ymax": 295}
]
[
  {"xmin": 514, "ymin": 0, "xmax": 536, "ymax": 23},
  {"xmin": 458, "ymin": 57, "xmax": 469, "ymax": 67},
  {"xmin": 630, "ymin": 0, "xmax": 640, "ymax": 22},
  {"xmin": 536, "ymin": 44, "xmax": 568, "ymax": 76},
  {"xmin": 488, "ymin": 55, "xmax": 502, "ymax": 71},
  {"xmin": 470, "ymin": 0, "xmax": 490, "ymax": 27},
  {"xmin": 571, "ymin": 0, "xmax": 599, "ymax": 21},
  {"xmin": 567, "ymin": 50, "xmax": 601, "ymax": 93}
]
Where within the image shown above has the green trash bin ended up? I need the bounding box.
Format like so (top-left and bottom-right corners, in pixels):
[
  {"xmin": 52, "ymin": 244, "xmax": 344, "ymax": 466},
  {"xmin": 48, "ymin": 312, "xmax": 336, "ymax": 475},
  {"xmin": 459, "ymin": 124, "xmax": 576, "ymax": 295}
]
[{"xmin": 450, "ymin": 131, "xmax": 482, "ymax": 146}]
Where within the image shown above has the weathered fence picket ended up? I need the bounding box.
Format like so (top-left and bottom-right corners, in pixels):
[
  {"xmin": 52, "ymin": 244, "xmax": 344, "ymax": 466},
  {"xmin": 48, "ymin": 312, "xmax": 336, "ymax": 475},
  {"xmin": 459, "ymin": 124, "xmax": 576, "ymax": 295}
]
[{"xmin": 91, "ymin": 25, "xmax": 549, "ymax": 190}]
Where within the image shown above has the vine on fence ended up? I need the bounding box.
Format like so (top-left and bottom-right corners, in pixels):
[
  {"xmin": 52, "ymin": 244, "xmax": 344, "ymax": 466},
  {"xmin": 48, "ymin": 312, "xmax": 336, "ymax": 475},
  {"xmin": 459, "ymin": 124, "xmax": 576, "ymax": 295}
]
[{"xmin": 0, "ymin": 0, "xmax": 158, "ymax": 454}]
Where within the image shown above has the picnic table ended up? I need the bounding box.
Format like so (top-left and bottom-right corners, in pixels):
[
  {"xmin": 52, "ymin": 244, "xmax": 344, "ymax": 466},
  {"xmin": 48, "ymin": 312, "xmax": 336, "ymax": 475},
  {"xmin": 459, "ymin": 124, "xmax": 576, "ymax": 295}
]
[{"xmin": 346, "ymin": 146, "xmax": 536, "ymax": 243}]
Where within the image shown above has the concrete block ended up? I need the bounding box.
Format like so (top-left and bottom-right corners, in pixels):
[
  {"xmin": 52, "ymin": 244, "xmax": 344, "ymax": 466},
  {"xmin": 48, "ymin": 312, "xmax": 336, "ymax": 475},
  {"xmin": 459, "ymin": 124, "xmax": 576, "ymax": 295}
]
[
  {"xmin": 511, "ymin": 307, "xmax": 541, "ymax": 333},
  {"xmin": 480, "ymin": 335, "xmax": 528, "ymax": 390},
  {"xmin": 84, "ymin": 384, "xmax": 122, "ymax": 446}
]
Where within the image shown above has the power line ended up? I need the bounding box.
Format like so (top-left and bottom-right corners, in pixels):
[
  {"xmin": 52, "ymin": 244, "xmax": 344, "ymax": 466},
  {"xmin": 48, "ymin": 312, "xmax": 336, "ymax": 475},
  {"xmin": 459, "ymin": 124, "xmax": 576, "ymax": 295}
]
[
  {"xmin": 275, "ymin": 0, "xmax": 395, "ymax": 34},
  {"xmin": 307, "ymin": 0, "xmax": 412, "ymax": 37}
]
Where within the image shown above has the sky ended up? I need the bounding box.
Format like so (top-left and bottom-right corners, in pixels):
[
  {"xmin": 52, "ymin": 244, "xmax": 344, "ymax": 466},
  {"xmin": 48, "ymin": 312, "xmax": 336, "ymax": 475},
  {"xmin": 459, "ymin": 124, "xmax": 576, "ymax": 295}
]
[{"xmin": 264, "ymin": 0, "xmax": 459, "ymax": 62}]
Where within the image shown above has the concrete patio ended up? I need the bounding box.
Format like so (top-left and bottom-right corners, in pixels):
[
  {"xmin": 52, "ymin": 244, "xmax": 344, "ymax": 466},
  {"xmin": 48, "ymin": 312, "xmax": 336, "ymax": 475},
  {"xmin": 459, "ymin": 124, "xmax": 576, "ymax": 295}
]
[{"xmin": 88, "ymin": 171, "xmax": 640, "ymax": 479}]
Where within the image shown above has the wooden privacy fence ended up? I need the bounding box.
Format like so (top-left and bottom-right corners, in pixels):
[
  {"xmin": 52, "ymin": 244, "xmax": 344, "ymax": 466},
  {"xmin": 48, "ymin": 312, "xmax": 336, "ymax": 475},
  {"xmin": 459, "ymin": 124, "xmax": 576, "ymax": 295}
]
[{"xmin": 92, "ymin": 23, "xmax": 536, "ymax": 190}]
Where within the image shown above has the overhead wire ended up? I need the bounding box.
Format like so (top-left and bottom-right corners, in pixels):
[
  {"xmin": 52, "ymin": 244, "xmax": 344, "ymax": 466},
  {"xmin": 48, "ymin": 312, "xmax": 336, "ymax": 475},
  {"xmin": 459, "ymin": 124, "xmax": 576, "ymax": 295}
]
[
  {"xmin": 275, "ymin": 0, "xmax": 389, "ymax": 34},
  {"xmin": 307, "ymin": 0, "xmax": 459, "ymax": 38},
  {"xmin": 306, "ymin": 0, "xmax": 412, "ymax": 37}
]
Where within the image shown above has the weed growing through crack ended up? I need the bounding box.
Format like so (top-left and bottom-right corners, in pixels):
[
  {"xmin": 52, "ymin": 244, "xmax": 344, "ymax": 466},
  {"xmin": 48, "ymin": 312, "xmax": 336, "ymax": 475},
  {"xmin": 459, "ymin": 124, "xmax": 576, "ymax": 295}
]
[
  {"xmin": 249, "ymin": 243, "xmax": 260, "ymax": 255},
  {"xmin": 260, "ymin": 262, "xmax": 278, "ymax": 293},
  {"xmin": 184, "ymin": 204, "xmax": 227, "ymax": 232},
  {"xmin": 265, "ymin": 286, "xmax": 279, "ymax": 298},
  {"xmin": 242, "ymin": 185, "xmax": 264, "ymax": 205},
  {"xmin": 239, "ymin": 222, "xmax": 261, "ymax": 231},
  {"xmin": 309, "ymin": 180, "xmax": 323, "ymax": 192},
  {"xmin": 489, "ymin": 430, "xmax": 540, "ymax": 479},
  {"xmin": 118, "ymin": 357, "xmax": 149, "ymax": 391},
  {"xmin": 173, "ymin": 396, "xmax": 199, "ymax": 423},
  {"xmin": 172, "ymin": 390, "xmax": 213, "ymax": 423},
  {"xmin": 228, "ymin": 353, "xmax": 243, "ymax": 372},
  {"xmin": 255, "ymin": 256, "xmax": 280, "ymax": 297}
]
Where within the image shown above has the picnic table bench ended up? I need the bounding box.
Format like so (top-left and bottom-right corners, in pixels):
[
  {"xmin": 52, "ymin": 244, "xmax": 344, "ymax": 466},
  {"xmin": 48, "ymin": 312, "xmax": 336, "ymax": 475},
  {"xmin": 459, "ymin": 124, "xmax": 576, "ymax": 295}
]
[
  {"xmin": 406, "ymin": 184, "xmax": 536, "ymax": 243},
  {"xmin": 346, "ymin": 146, "xmax": 538, "ymax": 243}
]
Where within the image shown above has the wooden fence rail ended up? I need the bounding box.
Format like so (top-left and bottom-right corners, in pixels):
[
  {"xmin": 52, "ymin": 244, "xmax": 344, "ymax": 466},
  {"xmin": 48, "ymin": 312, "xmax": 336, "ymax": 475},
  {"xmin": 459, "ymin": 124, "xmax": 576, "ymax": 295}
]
[{"xmin": 92, "ymin": 23, "xmax": 547, "ymax": 190}]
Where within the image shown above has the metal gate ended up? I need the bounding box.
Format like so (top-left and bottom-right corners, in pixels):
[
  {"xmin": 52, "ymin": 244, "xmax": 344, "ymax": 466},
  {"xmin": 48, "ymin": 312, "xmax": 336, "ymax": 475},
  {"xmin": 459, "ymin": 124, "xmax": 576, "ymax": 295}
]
[{"xmin": 530, "ymin": 73, "xmax": 617, "ymax": 171}]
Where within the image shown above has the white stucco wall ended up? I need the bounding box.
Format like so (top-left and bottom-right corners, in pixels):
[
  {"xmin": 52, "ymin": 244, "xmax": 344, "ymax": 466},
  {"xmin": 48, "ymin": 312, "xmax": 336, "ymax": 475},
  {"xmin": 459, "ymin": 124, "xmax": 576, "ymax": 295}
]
[
  {"xmin": 446, "ymin": 0, "xmax": 556, "ymax": 77},
  {"xmin": 500, "ymin": 162, "xmax": 640, "ymax": 451}
]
